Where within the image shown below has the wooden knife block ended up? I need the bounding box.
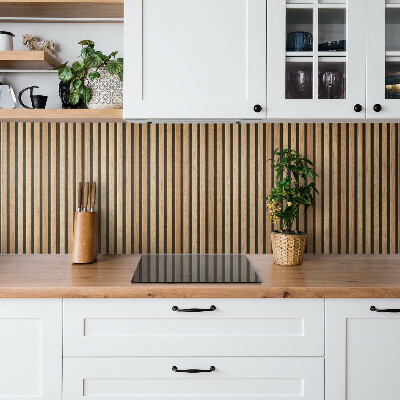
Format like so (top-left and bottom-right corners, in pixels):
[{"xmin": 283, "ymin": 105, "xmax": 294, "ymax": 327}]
[{"xmin": 72, "ymin": 212, "xmax": 97, "ymax": 264}]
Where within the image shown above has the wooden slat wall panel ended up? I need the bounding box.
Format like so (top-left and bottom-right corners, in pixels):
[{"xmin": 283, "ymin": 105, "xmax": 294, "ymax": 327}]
[{"xmin": 0, "ymin": 122, "xmax": 398, "ymax": 255}]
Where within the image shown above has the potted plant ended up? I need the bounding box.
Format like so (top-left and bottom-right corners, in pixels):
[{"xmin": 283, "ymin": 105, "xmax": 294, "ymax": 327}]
[
  {"xmin": 56, "ymin": 40, "xmax": 123, "ymax": 109},
  {"xmin": 266, "ymin": 149, "xmax": 318, "ymax": 266}
]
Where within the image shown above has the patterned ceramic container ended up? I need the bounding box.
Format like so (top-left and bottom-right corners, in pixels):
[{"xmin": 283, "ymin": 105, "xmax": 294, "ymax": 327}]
[{"xmin": 84, "ymin": 66, "xmax": 123, "ymax": 109}]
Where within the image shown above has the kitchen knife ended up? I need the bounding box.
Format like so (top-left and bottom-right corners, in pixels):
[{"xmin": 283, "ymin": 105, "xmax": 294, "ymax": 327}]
[
  {"xmin": 90, "ymin": 182, "xmax": 96, "ymax": 212},
  {"xmin": 77, "ymin": 182, "xmax": 83, "ymax": 212},
  {"xmin": 83, "ymin": 182, "xmax": 89, "ymax": 212}
]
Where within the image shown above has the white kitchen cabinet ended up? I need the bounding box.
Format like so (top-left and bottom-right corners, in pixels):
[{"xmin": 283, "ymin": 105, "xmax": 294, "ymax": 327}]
[
  {"xmin": 267, "ymin": 0, "xmax": 366, "ymax": 119},
  {"xmin": 63, "ymin": 298, "xmax": 324, "ymax": 357},
  {"xmin": 63, "ymin": 357, "xmax": 324, "ymax": 400},
  {"xmin": 0, "ymin": 299, "xmax": 62, "ymax": 400},
  {"xmin": 123, "ymin": 0, "xmax": 266, "ymax": 120},
  {"xmin": 326, "ymin": 299, "xmax": 400, "ymax": 400},
  {"xmin": 366, "ymin": 0, "xmax": 400, "ymax": 118}
]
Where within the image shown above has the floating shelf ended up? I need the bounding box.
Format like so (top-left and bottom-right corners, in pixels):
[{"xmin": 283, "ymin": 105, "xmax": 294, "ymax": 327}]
[
  {"xmin": 0, "ymin": 0, "xmax": 123, "ymax": 19},
  {"xmin": 0, "ymin": 109, "xmax": 123, "ymax": 122},
  {"xmin": 0, "ymin": 51, "xmax": 62, "ymax": 71}
]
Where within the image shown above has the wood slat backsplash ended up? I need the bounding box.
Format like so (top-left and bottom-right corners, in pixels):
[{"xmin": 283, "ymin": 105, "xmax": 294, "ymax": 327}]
[{"xmin": 0, "ymin": 122, "xmax": 398, "ymax": 254}]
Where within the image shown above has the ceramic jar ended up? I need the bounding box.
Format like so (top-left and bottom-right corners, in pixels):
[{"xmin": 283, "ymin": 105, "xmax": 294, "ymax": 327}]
[
  {"xmin": 84, "ymin": 66, "xmax": 123, "ymax": 109},
  {"xmin": 0, "ymin": 31, "xmax": 14, "ymax": 51}
]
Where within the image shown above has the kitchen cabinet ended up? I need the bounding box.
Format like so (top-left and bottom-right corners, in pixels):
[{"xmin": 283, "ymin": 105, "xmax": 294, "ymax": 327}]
[
  {"xmin": 326, "ymin": 299, "xmax": 400, "ymax": 400},
  {"xmin": 367, "ymin": 0, "xmax": 400, "ymax": 118},
  {"xmin": 64, "ymin": 298, "xmax": 324, "ymax": 356},
  {"xmin": 123, "ymin": 0, "xmax": 266, "ymax": 120},
  {"xmin": 0, "ymin": 299, "xmax": 62, "ymax": 400},
  {"xmin": 63, "ymin": 357, "xmax": 324, "ymax": 400},
  {"xmin": 63, "ymin": 298, "xmax": 324, "ymax": 399},
  {"xmin": 267, "ymin": 0, "xmax": 366, "ymax": 119}
]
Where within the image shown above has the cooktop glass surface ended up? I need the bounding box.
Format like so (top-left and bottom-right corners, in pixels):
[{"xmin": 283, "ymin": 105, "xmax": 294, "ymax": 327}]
[{"xmin": 131, "ymin": 254, "xmax": 261, "ymax": 284}]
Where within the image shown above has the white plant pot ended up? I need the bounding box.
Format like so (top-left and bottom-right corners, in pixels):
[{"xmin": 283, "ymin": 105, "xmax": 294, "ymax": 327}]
[{"xmin": 84, "ymin": 66, "xmax": 123, "ymax": 110}]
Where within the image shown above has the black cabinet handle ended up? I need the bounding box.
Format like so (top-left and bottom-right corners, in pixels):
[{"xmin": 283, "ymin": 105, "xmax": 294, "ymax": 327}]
[
  {"xmin": 172, "ymin": 305, "xmax": 216, "ymax": 312},
  {"xmin": 370, "ymin": 306, "xmax": 400, "ymax": 313},
  {"xmin": 373, "ymin": 104, "xmax": 382, "ymax": 112},
  {"xmin": 172, "ymin": 366, "xmax": 216, "ymax": 373},
  {"xmin": 354, "ymin": 104, "xmax": 362, "ymax": 112},
  {"xmin": 254, "ymin": 104, "xmax": 262, "ymax": 113}
]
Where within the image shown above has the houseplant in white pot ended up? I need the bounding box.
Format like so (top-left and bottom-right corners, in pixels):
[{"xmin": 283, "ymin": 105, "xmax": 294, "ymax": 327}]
[
  {"xmin": 267, "ymin": 149, "xmax": 318, "ymax": 266},
  {"xmin": 56, "ymin": 40, "xmax": 123, "ymax": 109}
]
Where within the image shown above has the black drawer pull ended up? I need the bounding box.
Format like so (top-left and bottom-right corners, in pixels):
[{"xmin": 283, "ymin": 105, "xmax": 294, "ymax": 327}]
[
  {"xmin": 370, "ymin": 306, "xmax": 400, "ymax": 313},
  {"xmin": 172, "ymin": 366, "xmax": 216, "ymax": 373},
  {"xmin": 172, "ymin": 305, "xmax": 216, "ymax": 312}
]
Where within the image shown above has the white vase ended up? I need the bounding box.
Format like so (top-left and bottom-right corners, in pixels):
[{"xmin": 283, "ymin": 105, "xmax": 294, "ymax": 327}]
[{"xmin": 84, "ymin": 66, "xmax": 123, "ymax": 110}]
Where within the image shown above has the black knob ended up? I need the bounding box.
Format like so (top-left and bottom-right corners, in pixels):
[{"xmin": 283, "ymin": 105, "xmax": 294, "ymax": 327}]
[
  {"xmin": 354, "ymin": 104, "xmax": 362, "ymax": 112},
  {"xmin": 373, "ymin": 104, "xmax": 382, "ymax": 112},
  {"xmin": 254, "ymin": 104, "xmax": 262, "ymax": 113}
]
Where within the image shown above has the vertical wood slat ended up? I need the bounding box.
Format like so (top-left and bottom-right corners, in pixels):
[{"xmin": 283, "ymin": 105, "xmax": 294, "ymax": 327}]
[{"xmin": 0, "ymin": 122, "xmax": 398, "ymax": 255}]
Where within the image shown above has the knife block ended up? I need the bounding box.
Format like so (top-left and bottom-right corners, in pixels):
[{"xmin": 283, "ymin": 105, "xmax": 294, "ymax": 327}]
[{"xmin": 72, "ymin": 212, "xmax": 97, "ymax": 264}]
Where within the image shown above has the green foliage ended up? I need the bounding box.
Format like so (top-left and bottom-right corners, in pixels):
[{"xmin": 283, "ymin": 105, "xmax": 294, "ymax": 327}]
[
  {"xmin": 55, "ymin": 40, "xmax": 123, "ymax": 105},
  {"xmin": 266, "ymin": 149, "xmax": 319, "ymax": 234}
]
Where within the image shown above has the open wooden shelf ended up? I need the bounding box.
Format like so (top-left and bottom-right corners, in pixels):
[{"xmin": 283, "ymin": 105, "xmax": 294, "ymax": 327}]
[
  {"xmin": 0, "ymin": 109, "xmax": 123, "ymax": 122},
  {"xmin": 0, "ymin": 0, "xmax": 123, "ymax": 19},
  {"xmin": 0, "ymin": 51, "xmax": 62, "ymax": 70}
]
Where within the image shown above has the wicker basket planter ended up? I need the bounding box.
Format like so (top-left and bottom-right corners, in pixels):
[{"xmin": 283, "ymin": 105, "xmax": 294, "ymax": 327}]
[{"xmin": 271, "ymin": 231, "xmax": 307, "ymax": 266}]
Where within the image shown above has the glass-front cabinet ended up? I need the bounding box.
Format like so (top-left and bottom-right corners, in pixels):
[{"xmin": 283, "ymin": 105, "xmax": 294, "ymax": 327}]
[
  {"xmin": 367, "ymin": 0, "xmax": 400, "ymax": 118},
  {"xmin": 267, "ymin": 0, "xmax": 366, "ymax": 119}
]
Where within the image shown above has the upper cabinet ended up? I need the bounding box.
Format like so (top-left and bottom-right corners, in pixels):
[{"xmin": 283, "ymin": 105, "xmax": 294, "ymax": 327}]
[
  {"xmin": 367, "ymin": 0, "xmax": 400, "ymax": 118},
  {"xmin": 267, "ymin": 0, "xmax": 366, "ymax": 119},
  {"xmin": 123, "ymin": 0, "xmax": 266, "ymax": 120}
]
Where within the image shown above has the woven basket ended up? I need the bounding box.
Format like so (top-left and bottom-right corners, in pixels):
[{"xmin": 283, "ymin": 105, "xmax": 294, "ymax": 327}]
[{"xmin": 271, "ymin": 231, "xmax": 307, "ymax": 266}]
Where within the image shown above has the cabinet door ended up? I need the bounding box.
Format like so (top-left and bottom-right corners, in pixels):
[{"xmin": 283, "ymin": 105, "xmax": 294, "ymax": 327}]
[
  {"xmin": 64, "ymin": 298, "xmax": 324, "ymax": 357},
  {"xmin": 366, "ymin": 0, "xmax": 400, "ymax": 118},
  {"xmin": 267, "ymin": 0, "xmax": 366, "ymax": 119},
  {"xmin": 64, "ymin": 357, "xmax": 324, "ymax": 400},
  {"xmin": 124, "ymin": 0, "xmax": 266, "ymax": 120},
  {"xmin": 326, "ymin": 299, "xmax": 400, "ymax": 400},
  {"xmin": 0, "ymin": 299, "xmax": 62, "ymax": 400}
]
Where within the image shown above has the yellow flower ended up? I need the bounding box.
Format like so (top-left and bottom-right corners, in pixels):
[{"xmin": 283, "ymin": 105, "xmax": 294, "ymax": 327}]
[{"xmin": 287, "ymin": 202, "xmax": 292, "ymax": 206}]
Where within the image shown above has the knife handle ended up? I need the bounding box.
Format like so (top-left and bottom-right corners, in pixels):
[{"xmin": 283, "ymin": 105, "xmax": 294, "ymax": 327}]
[
  {"xmin": 77, "ymin": 182, "xmax": 83, "ymax": 211},
  {"xmin": 83, "ymin": 182, "xmax": 89, "ymax": 211},
  {"xmin": 90, "ymin": 182, "xmax": 96, "ymax": 211}
]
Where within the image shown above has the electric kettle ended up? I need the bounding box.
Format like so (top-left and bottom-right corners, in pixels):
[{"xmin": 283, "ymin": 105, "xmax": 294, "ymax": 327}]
[{"xmin": 19, "ymin": 86, "xmax": 48, "ymax": 109}]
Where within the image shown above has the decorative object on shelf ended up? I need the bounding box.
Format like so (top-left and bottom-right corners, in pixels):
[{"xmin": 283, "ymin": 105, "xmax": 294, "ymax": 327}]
[
  {"xmin": 18, "ymin": 85, "xmax": 47, "ymax": 109},
  {"xmin": 72, "ymin": 181, "xmax": 97, "ymax": 264},
  {"xmin": 59, "ymin": 81, "xmax": 83, "ymax": 109},
  {"xmin": 318, "ymin": 40, "xmax": 346, "ymax": 52},
  {"xmin": 319, "ymin": 71, "xmax": 345, "ymax": 99},
  {"xmin": 286, "ymin": 31, "xmax": 312, "ymax": 51},
  {"xmin": 0, "ymin": 31, "xmax": 14, "ymax": 51},
  {"xmin": 22, "ymin": 34, "xmax": 56, "ymax": 57},
  {"xmin": 55, "ymin": 40, "xmax": 123, "ymax": 109},
  {"xmin": 267, "ymin": 149, "xmax": 318, "ymax": 266},
  {"xmin": 287, "ymin": 70, "xmax": 313, "ymax": 99},
  {"xmin": 0, "ymin": 83, "xmax": 16, "ymax": 109}
]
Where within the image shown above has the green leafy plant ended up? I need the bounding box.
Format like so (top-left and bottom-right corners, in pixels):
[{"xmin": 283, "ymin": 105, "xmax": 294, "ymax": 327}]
[
  {"xmin": 56, "ymin": 40, "xmax": 123, "ymax": 105},
  {"xmin": 266, "ymin": 149, "xmax": 318, "ymax": 234}
]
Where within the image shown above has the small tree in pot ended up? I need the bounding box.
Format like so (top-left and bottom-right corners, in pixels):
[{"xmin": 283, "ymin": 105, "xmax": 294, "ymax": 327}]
[{"xmin": 266, "ymin": 149, "xmax": 318, "ymax": 265}]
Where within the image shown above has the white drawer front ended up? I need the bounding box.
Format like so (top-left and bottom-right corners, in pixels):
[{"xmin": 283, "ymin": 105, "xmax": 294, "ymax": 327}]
[
  {"xmin": 64, "ymin": 299, "xmax": 324, "ymax": 356},
  {"xmin": 63, "ymin": 357, "xmax": 324, "ymax": 400}
]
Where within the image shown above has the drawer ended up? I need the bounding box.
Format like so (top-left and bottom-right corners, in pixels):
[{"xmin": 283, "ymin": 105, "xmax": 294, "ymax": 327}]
[
  {"xmin": 63, "ymin": 357, "xmax": 324, "ymax": 400},
  {"xmin": 64, "ymin": 298, "xmax": 324, "ymax": 356}
]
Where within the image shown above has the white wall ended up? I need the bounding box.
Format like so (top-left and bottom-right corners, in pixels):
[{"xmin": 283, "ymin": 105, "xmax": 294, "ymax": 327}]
[{"xmin": 0, "ymin": 21, "xmax": 123, "ymax": 108}]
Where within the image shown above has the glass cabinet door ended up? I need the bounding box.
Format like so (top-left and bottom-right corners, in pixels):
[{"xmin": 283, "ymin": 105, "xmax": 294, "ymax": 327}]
[
  {"xmin": 267, "ymin": 0, "xmax": 366, "ymax": 119},
  {"xmin": 367, "ymin": 0, "xmax": 400, "ymax": 118}
]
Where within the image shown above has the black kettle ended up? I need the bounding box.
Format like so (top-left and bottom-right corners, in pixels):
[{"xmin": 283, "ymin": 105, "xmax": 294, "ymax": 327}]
[{"xmin": 18, "ymin": 86, "xmax": 48, "ymax": 109}]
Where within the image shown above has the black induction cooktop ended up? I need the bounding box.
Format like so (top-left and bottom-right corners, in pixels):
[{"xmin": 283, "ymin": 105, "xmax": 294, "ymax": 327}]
[{"xmin": 131, "ymin": 254, "xmax": 261, "ymax": 284}]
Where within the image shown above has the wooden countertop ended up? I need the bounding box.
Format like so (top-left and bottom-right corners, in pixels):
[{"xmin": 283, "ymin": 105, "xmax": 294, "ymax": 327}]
[{"xmin": 1, "ymin": 254, "xmax": 400, "ymax": 298}]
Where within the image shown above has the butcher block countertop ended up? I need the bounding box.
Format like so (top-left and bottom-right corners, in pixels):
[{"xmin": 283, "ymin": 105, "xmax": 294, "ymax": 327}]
[{"xmin": 1, "ymin": 254, "xmax": 400, "ymax": 298}]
